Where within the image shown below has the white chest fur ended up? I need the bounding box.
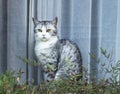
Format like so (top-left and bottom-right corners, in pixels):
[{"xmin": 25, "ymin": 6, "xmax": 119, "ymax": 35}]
[{"xmin": 35, "ymin": 36, "xmax": 58, "ymax": 57}]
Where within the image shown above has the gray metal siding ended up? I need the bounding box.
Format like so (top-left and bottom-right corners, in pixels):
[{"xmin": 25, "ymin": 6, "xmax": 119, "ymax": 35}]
[{"xmin": 0, "ymin": 0, "xmax": 120, "ymax": 83}]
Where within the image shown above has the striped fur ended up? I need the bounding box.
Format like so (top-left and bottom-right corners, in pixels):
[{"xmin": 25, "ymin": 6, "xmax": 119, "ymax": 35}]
[{"xmin": 33, "ymin": 17, "xmax": 82, "ymax": 82}]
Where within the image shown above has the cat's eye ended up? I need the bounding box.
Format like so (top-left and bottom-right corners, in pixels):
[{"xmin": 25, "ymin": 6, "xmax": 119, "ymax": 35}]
[
  {"xmin": 38, "ymin": 29, "xmax": 42, "ymax": 32},
  {"xmin": 46, "ymin": 29, "xmax": 51, "ymax": 32}
]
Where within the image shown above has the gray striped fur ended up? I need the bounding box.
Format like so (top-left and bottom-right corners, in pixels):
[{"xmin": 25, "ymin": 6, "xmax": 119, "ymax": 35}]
[{"xmin": 33, "ymin": 17, "xmax": 82, "ymax": 82}]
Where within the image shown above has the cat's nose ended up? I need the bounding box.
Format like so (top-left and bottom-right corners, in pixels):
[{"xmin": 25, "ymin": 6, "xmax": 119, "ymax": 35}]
[{"xmin": 42, "ymin": 34, "xmax": 45, "ymax": 36}]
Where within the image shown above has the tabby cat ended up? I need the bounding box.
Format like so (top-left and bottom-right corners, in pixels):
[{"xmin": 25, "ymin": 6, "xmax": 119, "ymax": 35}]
[{"xmin": 33, "ymin": 17, "xmax": 82, "ymax": 82}]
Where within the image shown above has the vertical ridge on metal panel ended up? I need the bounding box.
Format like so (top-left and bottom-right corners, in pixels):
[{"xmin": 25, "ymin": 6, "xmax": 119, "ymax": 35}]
[
  {"xmin": 7, "ymin": 0, "xmax": 27, "ymax": 82},
  {"xmin": 116, "ymin": 0, "xmax": 120, "ymax": 81},
  {"xmin": 90, "ymin": 0, "xmax": 101, "ymax": 82}
]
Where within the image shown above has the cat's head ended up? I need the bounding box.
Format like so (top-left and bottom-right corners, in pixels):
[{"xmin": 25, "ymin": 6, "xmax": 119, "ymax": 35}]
[{"xmin": 33, "ymin": 17, "xmax": 58, "ymax": 42}]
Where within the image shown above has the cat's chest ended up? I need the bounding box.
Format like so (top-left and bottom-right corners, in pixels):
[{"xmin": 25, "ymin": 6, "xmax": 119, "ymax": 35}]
[
  {"xmin": 35, "ymin": 46, "xmax": 58, "ymax": 64},
  {"xmin": 35, "ymin": 42, "xmax": 57, "ymax": 58},
  {"xmin": 35, "ymin": 45, "xmax": 52, "ymax": 57}
]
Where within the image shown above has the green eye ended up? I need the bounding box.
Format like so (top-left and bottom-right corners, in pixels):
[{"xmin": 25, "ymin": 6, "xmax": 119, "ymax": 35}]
[
  {"xmin": 38, "ymin": 29, "xmax": 42, "ymax": 32},
  {"xmin": 46, "ymin": 29, "xmax": 51, "ymax": 32}
]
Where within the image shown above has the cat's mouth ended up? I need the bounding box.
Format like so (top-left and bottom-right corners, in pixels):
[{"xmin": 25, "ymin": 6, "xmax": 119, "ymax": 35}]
[{"xmin": 41, "ymin": 37, "xmax": 48, "ymax": 41}]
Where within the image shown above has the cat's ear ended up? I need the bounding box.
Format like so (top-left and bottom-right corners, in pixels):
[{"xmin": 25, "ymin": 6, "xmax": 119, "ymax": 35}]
[
  {"xmin": 32, "ymin": 18, "xmax": 39, "ymax": 25},
  {"xmin": 52, "ymin": 17, "xmax": 58, "ymax": 26}
]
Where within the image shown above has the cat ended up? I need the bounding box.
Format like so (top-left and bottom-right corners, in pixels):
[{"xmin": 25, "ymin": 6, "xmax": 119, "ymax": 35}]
[{"xmin": 33, "ymin": 17, "xmax": 82, "ymax": 82}]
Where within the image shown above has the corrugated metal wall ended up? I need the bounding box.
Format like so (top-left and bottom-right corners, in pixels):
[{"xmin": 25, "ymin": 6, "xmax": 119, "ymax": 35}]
[{"xmin": 0, "ymin": 0, "xmax": 120, "ymax": 83}]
